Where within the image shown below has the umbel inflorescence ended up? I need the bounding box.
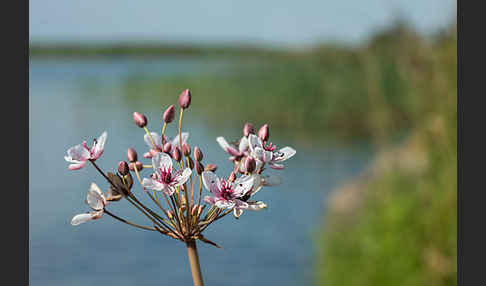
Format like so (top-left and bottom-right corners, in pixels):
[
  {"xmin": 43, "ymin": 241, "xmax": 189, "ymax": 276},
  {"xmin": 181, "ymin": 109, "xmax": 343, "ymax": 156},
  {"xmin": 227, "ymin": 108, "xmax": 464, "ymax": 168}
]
[{"xmin": 65, "ymin": 89, "xmax": 296, "ymax": 284}]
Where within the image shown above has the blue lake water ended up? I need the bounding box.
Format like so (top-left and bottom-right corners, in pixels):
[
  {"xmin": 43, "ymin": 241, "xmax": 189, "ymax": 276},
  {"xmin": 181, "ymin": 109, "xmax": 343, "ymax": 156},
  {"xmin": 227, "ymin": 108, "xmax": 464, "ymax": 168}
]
[{"xmin": 29, "ymin": 57, "xmax": 374, "ymax": 286}]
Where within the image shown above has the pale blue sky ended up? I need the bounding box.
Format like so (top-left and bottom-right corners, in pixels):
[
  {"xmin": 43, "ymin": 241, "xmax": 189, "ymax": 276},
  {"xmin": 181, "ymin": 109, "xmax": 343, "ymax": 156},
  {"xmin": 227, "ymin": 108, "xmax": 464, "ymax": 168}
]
[{"xmin": 29, "ymin": 0, "xmax": 456, "ymax": 47}]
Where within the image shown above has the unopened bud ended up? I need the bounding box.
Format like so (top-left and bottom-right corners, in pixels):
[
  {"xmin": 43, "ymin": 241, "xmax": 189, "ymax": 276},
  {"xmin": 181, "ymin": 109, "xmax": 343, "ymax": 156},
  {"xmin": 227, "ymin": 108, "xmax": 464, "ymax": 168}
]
[
  {"xmin": 187, "ymin": 157, "xmax": 194, "ymax": 170},
  {"xmin": 178, "ymin": 89, "xmax": 191, "ymax": 109},
  {"xmin": 163, "ymin": 142, "xmax": 172, "ymax": 153},
  {"xmin": 129, "ymin": 161, "xmax": 143, "ymax": 171},
  {"xmin": 205, "ymin": 164, "xmax": 217, "ymax": 172},
  {"xmin": 258, "ymin": 124, "xmax": 269, "ymax": 141},
  {"xmin": 244, "ymin": 156, "xmax": 256, "ymax": 173},
  {"xmin": 198, "ymin": 205, "xmax": 203, "ymax": 217},
  {"xmin": 243, "ymin": 122, "xmax": 254, "ymax": 137},
  {"xmin": 117, "ymin": 161, "xmax": 129, "ymax": 176},
  {"xmin": 172, "ymin": 147, "xmax": 181, "ymax": 162},
  {"xmin": 192, "ymin": 205, "xmax": 198, "ymax": 216},
  {"xmin": 162, "ymin": 105, "xmax": 175, "ymax": 123},
  {"xmin": 127, "ymin": 148, "xmax": 138, "ymax": 162},
  {"xmin": 133, "ymin": 112, "xmax": 147, "ymax": 128},
  {"xmin": 182, "ymin": 143, "xmax": 191, "ymax": 156},
  {"xmin": 196, "ymin": 161, "xmax": 204, "ymax": 175},
  {"xmin": 228, "ymin": 172, "xmax": 236, "ymax": 182},
  {"xmin": 194, "ymin": 146, "xmax": 203, "ymax": 161}
]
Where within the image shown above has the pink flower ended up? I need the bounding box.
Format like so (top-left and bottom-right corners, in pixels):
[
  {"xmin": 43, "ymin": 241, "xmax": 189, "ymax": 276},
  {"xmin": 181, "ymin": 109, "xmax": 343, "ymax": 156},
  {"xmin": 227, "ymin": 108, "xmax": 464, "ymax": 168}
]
[
  {"xmin": 202, "ymin": 171, "xmax": 255, "ymax": 217},
  {"xmin": 64, "ymin": 131, "xmax": 107, "ymax": 170},
  {"xmin": 248, "ymin": 134, "xmax": 296, "ymax": 170},
  {"xmin": 143, "ymin": 132, "xmax": 189, "ymax": 159},
  {"xmin": 142, "ymin": 152, "xmax": 192, "ymax": 196},
  {"xmin": 71, "ymin": 183, "xmax": 107, "ymax": 225}
]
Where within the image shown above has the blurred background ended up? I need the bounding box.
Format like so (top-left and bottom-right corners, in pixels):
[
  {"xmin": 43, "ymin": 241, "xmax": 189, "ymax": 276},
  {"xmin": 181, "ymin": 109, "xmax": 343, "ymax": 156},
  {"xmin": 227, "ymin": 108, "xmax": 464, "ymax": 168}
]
[{"xmin": 29, "ymin": 1, "xmax": 456, "ymax": 286}]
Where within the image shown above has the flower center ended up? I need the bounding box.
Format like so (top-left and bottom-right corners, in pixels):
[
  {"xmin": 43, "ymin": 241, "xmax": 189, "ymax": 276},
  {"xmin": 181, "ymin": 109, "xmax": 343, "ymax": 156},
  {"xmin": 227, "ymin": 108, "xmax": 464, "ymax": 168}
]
[
  {"xmin": 82, "ymin": 139, "xmax": 97, "ymax": 156},
  {"xmin": 158, "ymin": 167, "xmax": 172, "ymax": 184},
  {"xmin": 220, "ymin": 179, "xmax": 233, "ymax": 200},
  {"xmin": 262, "ymin": 141, "xmax": 277, "ymax": 152}
]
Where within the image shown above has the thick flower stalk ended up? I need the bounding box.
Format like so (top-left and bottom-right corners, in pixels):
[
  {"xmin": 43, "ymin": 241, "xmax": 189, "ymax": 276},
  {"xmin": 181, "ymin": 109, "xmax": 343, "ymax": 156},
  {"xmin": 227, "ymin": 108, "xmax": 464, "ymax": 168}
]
[{"xmin": 65, "ymin": 89, "xmax": 296, "ymax": 286}]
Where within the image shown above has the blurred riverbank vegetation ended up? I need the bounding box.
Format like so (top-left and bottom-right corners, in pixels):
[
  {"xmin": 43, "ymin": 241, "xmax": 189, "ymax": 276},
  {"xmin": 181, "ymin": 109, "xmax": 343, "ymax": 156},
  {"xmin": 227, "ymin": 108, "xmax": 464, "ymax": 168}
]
[{"xmin": 316, "ymin": 23, "xmax": 456, "ymax": 286}]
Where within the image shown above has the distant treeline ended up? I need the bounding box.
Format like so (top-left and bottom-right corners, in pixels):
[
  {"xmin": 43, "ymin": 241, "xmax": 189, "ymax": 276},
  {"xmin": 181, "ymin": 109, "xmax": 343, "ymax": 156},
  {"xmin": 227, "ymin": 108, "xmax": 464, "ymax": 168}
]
[{"xmin": 29, "ymin": 42, "xmax": 294, "ymax": 58}]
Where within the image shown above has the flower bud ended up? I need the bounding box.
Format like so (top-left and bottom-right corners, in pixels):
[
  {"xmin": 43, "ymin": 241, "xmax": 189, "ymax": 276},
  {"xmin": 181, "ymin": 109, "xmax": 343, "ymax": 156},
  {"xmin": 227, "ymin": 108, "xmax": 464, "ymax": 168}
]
[
  {"xmin": 133, "ymin": 112, "xmax": 147, "ymax": 128},
  {"xmin": 194, "ymin": 146, "xmax": 203, "ymax": 161},
  {"xmin": 178, "ymin": 89, "xmax": 191, "ymax": 109},
  {"xmin": 244, "ymin": 156, "xmax": 256, "ymax": 173},
  {"xmin": 187, "ymin": 157, "xmax": 194, "ymax": 170},
  {"xmin": 127, "ymin": 148, "xmax": 138, "ymax": 162},
  {"xmin": 228, "ymin": 172, "xmax": 236, "ymax": 182},
  {"xmin": 163, "ymin": 142, "xmax": 172, "ymax": 153},
  {"xmin": 117, "ymin": 161, "xmax": 129, "ymax": 176},
  {"xmin": 172, "ymin": 147, "xmax": 181, "ymax": 162},
  {"xmin": 196, "ymin": 161, "xmax": 204, "ymax": 175},
  {"xmin": 182, "ymin": 143, "xmax": 191, "ymax": 156},
  {"xmin": 163, "ymin": 105, "xmax": 175, "ymax": 123},
  {"xmin": 198, "ymin": 205, "xmax": 203, "ymax": 217},
  {"xmin": 243, "ymin": 122, "xmax": 254, "ymax": 137},
  {"xmin": 205, "ymin": 164, "xmax": 217, "ymax": 172},
  {"xmin": 258, "ymin": 124, "xmax": 269, "ymax": 141},
  {"xmin": 129, "ymin": 161, "xmax": 143, "ymax": 171},
  {"xmin": 192, "ymin": 205, "xmax": 198, "ymax": 216}
]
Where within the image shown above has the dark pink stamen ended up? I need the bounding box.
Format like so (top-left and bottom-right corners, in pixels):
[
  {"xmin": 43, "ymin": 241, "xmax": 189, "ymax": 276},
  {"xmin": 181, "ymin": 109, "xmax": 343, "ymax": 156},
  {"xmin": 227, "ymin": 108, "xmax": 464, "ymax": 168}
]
[
  {"xmin": 158, "ymin": 167, "xmax": 172, "ymax": 184},
  {"xmin": 220, "ymin": 179, "xmax": 233, "ymax": 200},
  {"xmin": 82, "ymin": 140, "xmax": 96, "ymax": 156},
  {"xmin": 263, "ymin": 141, "xmax": 277, "ymax": 152}
]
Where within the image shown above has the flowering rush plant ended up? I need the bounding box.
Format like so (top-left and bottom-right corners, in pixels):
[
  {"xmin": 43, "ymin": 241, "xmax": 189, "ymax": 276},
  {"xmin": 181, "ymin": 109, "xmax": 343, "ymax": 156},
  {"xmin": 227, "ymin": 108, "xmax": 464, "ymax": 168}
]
[{"xmin": 65, "ymin": 89, "xmax": 296, "ymax": 286}]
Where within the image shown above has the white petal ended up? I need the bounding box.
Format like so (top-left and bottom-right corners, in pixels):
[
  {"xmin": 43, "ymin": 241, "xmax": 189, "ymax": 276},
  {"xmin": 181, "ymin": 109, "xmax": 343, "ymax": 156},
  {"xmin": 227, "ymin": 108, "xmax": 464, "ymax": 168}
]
[
  {"xmin": 163, "ymin": 185, "xmax": 177, "ymax": 196},
  {"xmin": 202, "ymin": 171, "xmax": 222, "ymax": 195},
  {"xmin": 92, "ymin": 131, "xmax": 108, "ymax": 158},
  {"xmin": 66, "ymin": 144, "xmax": 90, "ymax": 162},
  {"xmin": 71, "ymin": 213, "xmax": 93, "ymax": 226},
  {"xmin": 238, "ymin": 136, "xmax": 249, "ymax": 153},
  {"xmin": 67, "ymin": 162, "xmax": 86, "ymax": 170},
  {"xmin": 233, "ymin": 208, "xmax": 243, "ymax": 218},
  {"xmin": 215, "ymin": 199, "xmax": 235, "ymax": 209},
  {"xmin": 64, "ymin": 156, "xmax": 81, "ymax": 164},
  {"xmin": 173, "ymin": 168, "xmax": 192, "ymax": 186},
  {"xmin": 255, "ymin": 160, "xmax": 264, "ymax": 172},
  {"xmin": 172, "ymin": 132, "xmax": 189, "ymax": 147},
  {"xmin": 216, "ymin": 137, "xmax": 240, "ymax": 156},
  {"xmin": 235, "ymin": 199, "xmax": 249, "ymax": 209},
  {"xmin": 269, "ymin": 163, "xmax": 285, "ymax": 170},
  {"xmin": 248, "ymin": 134, "xmax": 262, "ymax": 153},
  {"xmin": 87, "ymin": 183, "xmax": 106, "ymax": 210},
  {"xmin": 253, "ymin": 147, "xmax": 265, "ymax": 162},
  {"xmin": 152, "ymin": 152, "xmax": 172, "ymax": 172},
  {"xmin": 250, "ymin": 174, "xmax": 264, "ymax": 195},
  {"xmin": 247, "ymin": 201, "xmax": 267, "ymax": 211},
  {"xmin": 142, "ymin": 178, "xmax": 165, "ymax": 191},
  {"xmin": 144, "ymin": 132, "xmax": 162, "ymax": 149},
  {"xmin": 232, "ymin": 175, "xmax": 254, "ymax": 197},
  {"xmin": 274, "ymin": 146, "xmax": 296, "ymax": 162},
  {"xmin": 263, "ymin": 150, "xmax": 273, "ymax": 163},
  {"xmin": 216, "ymin": 136, "xmax": 230, "ymax": 150}
]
